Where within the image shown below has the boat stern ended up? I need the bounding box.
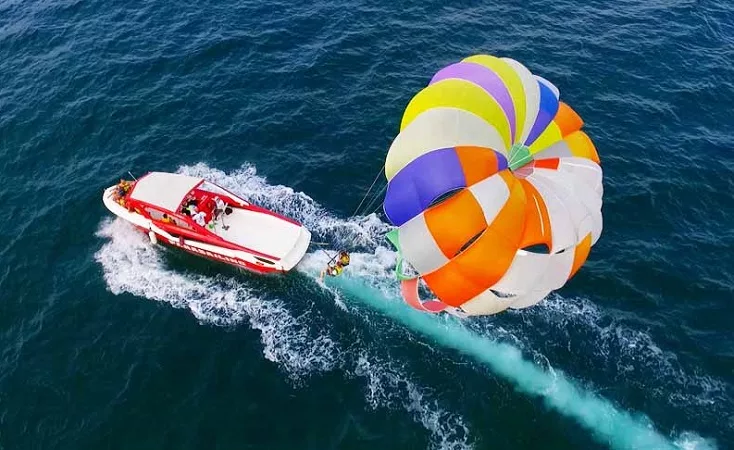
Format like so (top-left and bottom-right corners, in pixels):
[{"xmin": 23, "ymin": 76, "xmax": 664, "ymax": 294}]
[{"xmin": 278, "ymin": 226, "xmax": 312, "ymax": 271}]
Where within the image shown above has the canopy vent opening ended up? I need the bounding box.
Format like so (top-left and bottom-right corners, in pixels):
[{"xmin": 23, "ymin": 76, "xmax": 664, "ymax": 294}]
[
  {"xmin": 521, "ymin": 243, "xmax": 551, "ymax": 254},
  {"xmin": 454, "ymin": 229, "xmax": 485, "ymax": 257},
  {"xmin": 428, "ymin": 188, "xmax": 463, "ymax": 208},
  {"xmin": 490, "ymin": 289, "xmax": 515, "ymax": 299}
]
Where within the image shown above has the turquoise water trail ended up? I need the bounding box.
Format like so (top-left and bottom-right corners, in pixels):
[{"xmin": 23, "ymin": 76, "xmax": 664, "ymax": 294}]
[{"xmin": 324, "ymin": 275, "xmax": 716, "ymax": 450}]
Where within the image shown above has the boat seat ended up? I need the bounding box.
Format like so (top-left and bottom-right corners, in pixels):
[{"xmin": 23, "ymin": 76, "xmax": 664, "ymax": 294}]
[{"xmin": 190, "ymin": 190, "xmax": 217, "ymax": 222}]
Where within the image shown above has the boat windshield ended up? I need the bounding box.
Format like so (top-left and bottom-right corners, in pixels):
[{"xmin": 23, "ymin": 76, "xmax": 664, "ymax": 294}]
[{"xmin": 198, "ymin": 181, "xmax": 249, "ymax": 206}]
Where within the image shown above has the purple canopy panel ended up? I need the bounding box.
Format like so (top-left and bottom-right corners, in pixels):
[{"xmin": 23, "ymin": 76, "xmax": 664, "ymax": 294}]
[{"xmin": 383, "ymin": 148, "xmax": 467, "ymax": 226}]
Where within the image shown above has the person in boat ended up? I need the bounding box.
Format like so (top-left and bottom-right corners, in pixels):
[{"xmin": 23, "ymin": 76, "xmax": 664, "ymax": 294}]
[
  {"xmin": 192, "ymin": 210, "xmax": 207, "ymax": 227},
  {"xmin": 114, "ymin": 179, "xmax": 132, "ymax": 205},
  {"xmin": 213, "ymin": 196, "xmax": 227, "ymax": 217},
  {"xmin": 182, "ymin": 196, "xmax": 198, "ymax": 215},
  {"xmin": 182, "ymin": 204, "xmax": 196, "ymax": 215}
]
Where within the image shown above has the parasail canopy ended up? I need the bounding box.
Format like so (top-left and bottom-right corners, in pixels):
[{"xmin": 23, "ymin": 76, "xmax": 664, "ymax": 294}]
[{"xmin": 382, "ymin": 54, "xmax": 603, "ymax": 317}]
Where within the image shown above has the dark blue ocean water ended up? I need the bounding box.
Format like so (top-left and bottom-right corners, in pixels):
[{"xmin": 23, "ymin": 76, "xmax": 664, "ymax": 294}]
[{"xmin": 1, "ymin": 0, "xmax": 732, "ymax": 449}]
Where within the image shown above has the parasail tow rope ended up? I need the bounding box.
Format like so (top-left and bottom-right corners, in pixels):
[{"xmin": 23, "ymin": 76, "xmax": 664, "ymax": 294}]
[
  {"xmin": 360, "ymin": 181, "xmax": 389, "ymax": 218},
  {"xmin": 321, "ymin": 249, "xmax": 340, "ymax": 265},
  {"xmin": 351, "ymin": 164, "xmax": 385, "ymax": 218}
]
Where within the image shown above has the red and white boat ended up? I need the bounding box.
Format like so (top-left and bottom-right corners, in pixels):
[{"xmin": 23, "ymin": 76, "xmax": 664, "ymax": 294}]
[{"xmin": 102, "ymin": 172, "xmax": 312, "ymax": 274}]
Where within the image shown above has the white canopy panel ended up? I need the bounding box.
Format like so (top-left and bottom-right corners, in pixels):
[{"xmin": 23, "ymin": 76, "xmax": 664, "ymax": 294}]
[{"xmin": 129, "ymin": 172, "xmax": 203, "ymax": 212}]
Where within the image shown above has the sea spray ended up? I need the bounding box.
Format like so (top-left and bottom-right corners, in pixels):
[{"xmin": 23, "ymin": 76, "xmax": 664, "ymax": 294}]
[
  {"xmin": 326, "ymin": 275, "xmax": 717, "ymax": 450},
  {"xmin": 94, "ymin": 218, "xmax": 472, "ymax": 449}
]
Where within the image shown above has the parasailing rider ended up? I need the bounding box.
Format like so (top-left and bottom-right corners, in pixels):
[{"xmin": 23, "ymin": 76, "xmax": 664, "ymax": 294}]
[{"xmin": 320, "ymin": 251, "xmax": 350, "ymax": 279}]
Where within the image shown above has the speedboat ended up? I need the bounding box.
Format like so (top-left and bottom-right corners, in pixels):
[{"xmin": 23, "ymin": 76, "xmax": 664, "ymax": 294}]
[{"xmin": 102, "ymin": 171, "xmax": 312, "ymax": 274}]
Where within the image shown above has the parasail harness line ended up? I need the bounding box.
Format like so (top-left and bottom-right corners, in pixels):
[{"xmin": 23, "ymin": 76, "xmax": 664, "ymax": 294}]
[
  {"xmin": 359, "ymin": 182, "xmax": 389, "ymax": 218},
  {"xmin": 351, "ymin": 164, "xmax": 386, "ymax": 218},
  {"xmin": 321, "ymin": 163, "xmax": 387, "ymax": 279},
  {"xmin": 340, "ymin": 152, "xmax": 454, "ymax": 313}
]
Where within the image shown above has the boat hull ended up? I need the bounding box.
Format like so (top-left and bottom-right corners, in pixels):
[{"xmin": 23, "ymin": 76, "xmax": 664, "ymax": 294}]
[
  {"xmin": 102, "ymin": 185, "xmax": 310, "ymax": 274},
  {"xmin": 132, "ymin": 224, "xmax": 280, "ymax": 274}
]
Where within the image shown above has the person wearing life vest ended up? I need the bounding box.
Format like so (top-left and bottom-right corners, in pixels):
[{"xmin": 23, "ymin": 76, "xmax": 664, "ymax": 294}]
[
  {"xmin": 327, "ymin": 264, "xmax": 344, "ymax": 277},
  {"xmin": 114, "ymin": 179, "xmax": 134, "ymax": 208},
  {"xmin": 320, "ymin": 251, "xmax": 350, "ymax": 279}
]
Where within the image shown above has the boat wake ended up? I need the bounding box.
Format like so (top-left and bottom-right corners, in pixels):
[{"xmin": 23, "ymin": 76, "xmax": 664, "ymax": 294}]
[
  {"xmin": 95, "ymin": 162, "xmax": 723, "ymax": 450},
  {"xmin": 94, "ymin": 217, "xmax": 470, "ymax": 449}
]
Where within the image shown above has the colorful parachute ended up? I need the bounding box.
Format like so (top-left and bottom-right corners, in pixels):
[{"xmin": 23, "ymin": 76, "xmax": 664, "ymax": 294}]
[{"xmin": 382, "ymin": 54, "xmax": 603, "ymax": 316}]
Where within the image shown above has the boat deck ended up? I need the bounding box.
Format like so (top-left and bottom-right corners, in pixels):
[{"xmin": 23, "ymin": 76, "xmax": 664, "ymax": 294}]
[{"xmin": 209, "ymin": 207, "xmax": 302, "ymax": 261}]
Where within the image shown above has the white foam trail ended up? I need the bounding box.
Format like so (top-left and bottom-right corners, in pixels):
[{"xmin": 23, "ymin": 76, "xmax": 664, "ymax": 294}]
[
  {"xmin": 94, "ymin": 218, "xmax": 338, "ymax": 379},
  {"xmin": 94, "ymin": 217, "xmax": 468, "ymax": 448},
  {"xmin": 355, "ymin": 353, "xmax": 471, "ymax": 449},
  {"xmin": 510, "ymin": 294, "xmax": 728, "ymax": 411},
  {"xmin": 94, "ymin": 218, "xmax": 249, "ymax": 327}
]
